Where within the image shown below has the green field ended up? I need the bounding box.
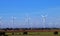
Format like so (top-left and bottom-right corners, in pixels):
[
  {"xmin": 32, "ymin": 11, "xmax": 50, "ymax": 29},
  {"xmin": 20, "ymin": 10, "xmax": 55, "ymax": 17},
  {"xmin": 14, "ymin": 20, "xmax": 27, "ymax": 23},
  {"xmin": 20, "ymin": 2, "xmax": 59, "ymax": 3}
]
[{"xmin": 4, "ymin": 32, "xmax": 60, "ymax": 36}]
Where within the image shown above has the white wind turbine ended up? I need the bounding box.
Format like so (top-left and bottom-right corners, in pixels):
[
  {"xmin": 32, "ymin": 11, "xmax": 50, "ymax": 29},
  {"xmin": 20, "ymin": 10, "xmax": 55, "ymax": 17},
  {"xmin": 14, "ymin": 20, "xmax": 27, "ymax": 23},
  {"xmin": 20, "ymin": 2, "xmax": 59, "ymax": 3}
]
[
  {"xmin": 11, "ymin": 16, "xmax": 16, "ymax": 28},
  {"xmin": 25, "ymin": 13, "xmax": 31, "ymax": 28},
  {"xmin": 0, "ymin": 17, "xmax": 2, "ymax": 28},
  {"xmin": 28, "ymin": 16, "xmax": 32, "ymax": 29},
  {"xmin": 24, "ymin": 13, "xmax": 29, "ymax": 28},
  {"xmin": 41, "ymin": 15, "xmax": 47, "ymax": 28}
]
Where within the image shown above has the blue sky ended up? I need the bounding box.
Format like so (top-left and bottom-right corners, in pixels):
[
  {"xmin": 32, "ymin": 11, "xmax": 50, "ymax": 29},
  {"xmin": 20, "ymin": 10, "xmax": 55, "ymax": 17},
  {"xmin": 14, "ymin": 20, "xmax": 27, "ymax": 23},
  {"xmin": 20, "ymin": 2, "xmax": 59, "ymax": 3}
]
[{"xmin": 0, "ymin": 0, "xmax": 60, "ymax": 28}]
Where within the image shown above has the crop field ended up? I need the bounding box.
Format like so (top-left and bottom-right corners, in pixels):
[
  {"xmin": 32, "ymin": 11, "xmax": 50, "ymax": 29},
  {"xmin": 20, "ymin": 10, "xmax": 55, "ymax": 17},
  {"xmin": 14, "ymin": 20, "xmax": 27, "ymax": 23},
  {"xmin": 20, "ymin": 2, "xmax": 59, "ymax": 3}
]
[
  {"xmin": 0, "ymin": 29, "xmax": 60, "ymax": 36},
  {"xmin": 4, "ymin": 32, "xmax": 60, "ymax": 36}
]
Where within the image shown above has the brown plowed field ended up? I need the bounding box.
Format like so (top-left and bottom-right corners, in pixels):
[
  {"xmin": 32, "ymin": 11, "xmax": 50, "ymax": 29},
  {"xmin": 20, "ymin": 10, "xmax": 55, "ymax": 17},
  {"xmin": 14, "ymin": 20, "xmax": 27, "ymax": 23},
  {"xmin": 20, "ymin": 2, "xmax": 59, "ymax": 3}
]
[{"xmin": 0, "ymin": 29, "xmax": 60, "ymax": 32}]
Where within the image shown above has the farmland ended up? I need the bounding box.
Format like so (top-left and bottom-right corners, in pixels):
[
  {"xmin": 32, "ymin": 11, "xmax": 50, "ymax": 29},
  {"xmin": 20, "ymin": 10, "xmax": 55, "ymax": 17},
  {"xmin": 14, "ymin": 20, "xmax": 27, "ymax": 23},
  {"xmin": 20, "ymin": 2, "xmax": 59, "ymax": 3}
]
[
  {"xmin": 2, "ymin": 32, "xmax": 60, "ymax": 36},
  {"xmin": 0, "ymin": 29, "xmax": 60, "ymax": 36}
]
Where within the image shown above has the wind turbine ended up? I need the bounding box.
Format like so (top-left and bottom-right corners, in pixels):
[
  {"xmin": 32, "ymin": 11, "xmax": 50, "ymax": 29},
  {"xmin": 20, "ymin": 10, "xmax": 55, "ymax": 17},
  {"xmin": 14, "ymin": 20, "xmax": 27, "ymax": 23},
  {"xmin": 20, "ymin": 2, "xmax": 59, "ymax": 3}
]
[
  {"xmin": 41, "ymin": 15, "xmax": 47, "ymax": 28},
  {"xmin": 24, "ymin": 13, "xmax": 29, "ymax": 28},
  {"xmin": 11, "ymin": 16, "xmax": 16, "ymax": 28},
  {"xmin": 28, "ymin": 16, "xmax": 32, "ymax": 29},
  {"xmin": 0, "ymin": 17, "xmax": 2, "ymax": 28},
  {"xmin": 26, "ymin": 14, "xmax": 30, "ymax": 28},
  {"xmin": 25, "ymin": 13, "xmax": 31, "ymax": 29}
]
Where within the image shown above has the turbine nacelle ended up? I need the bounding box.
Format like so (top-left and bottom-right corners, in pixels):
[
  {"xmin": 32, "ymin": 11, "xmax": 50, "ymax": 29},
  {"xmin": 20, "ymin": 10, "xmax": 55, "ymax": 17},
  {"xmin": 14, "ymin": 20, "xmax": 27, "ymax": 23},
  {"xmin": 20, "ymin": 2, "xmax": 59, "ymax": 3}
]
[{"xmin": 41, "ymin": 15, "xmax": 47, "ymax": 18}]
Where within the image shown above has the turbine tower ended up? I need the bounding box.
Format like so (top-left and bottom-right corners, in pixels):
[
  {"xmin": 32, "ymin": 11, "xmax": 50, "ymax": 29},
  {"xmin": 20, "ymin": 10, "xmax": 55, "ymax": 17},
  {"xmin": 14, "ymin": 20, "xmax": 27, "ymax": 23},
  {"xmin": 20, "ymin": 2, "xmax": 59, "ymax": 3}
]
[{"xmin": 41, "ymin": 15, "xmax": 47, "ymax": 28}]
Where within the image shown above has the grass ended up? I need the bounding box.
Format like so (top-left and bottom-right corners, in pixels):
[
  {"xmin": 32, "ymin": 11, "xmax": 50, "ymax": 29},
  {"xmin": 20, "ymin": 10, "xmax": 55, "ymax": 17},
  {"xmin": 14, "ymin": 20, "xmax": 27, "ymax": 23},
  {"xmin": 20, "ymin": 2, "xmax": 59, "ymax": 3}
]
[{"xmin": 5, "ymin": 32, "xmax": 60, "ymax": 36}]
